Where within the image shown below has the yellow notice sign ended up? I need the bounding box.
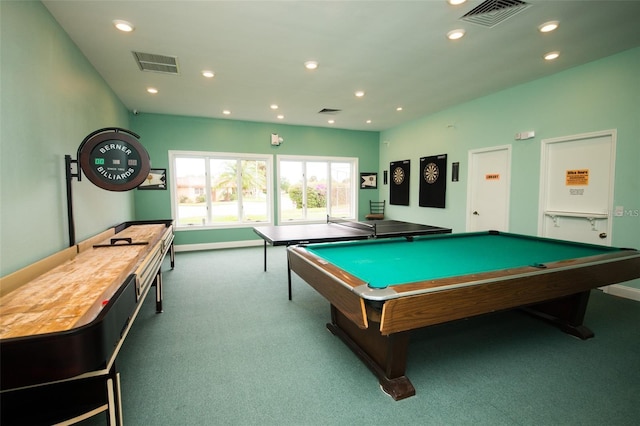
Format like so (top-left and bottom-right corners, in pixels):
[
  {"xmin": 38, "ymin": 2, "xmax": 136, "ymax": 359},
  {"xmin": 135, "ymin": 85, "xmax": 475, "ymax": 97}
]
[
  {"xmin": 485, "ymin": 174, "xmax": 500, "ymax": 180},
  {"xmin": 566, "ymin": 169, "xmax": 589, "ymax": 186}
]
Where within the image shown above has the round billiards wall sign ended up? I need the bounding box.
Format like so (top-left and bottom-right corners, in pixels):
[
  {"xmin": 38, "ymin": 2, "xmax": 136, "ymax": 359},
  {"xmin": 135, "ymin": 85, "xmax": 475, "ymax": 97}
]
[{"xmin": 79, "ymin": 131, "xmax": 150, "ymax": 191}]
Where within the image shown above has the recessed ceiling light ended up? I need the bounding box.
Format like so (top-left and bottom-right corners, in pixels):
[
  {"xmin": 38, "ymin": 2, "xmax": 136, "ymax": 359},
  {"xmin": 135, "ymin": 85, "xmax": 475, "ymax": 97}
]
[
  {"xmin": 277, "ymin": 114, "xmax": 284, "ymax": 120},
  {"xmin": 146, "ymin": 87, "xmax": 158, "ymax": 94},
  {"xmin": 366, "ymin": 120, "xmax": 372, "ymax": 124},
  {"xmin": 544, "ymin": 51, "xmax": 560, "ymax": 61},
  {"xmin": 396, "ymin": 107, "xmax": 403, "ymax": 111},
  {"xmin": 447, "ymin": 29, "xmax": 466, "ymax": 40},
  {"xmin": 539, "ymin": 21, "xmax": 559, "ymax": 33},
  {"xmin": 327, "ymin": 119, "xmax": 335, "ymax": 124},
  {"xmin": 223, "ymin": 110, "xmax": 231, "ymax": 115},
  {"xmin": 355, "ymin": 90, "xmax": 365, "ymax": 97},
  {"xmin": 113, "ymin": 20, "xmax": 135, "ymax": 32},
  {"xmin": 202, "ymin": 70, "xmax": 215, "ymax": 78},
  {"xmin": 304, "ymin": 60, "xmax": 319, "ymax": 70},
  {"xmin": 270, "ymin": 104, "xmax": 279, "ymax": 110},
  {"xmin": 448, "ymin": 0, "xmax": 467, "ymax": 5}
]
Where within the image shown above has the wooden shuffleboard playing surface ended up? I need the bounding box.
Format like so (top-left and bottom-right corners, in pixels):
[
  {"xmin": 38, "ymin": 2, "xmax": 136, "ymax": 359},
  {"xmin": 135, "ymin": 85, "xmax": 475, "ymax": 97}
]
[{"xmin": 0, "ymin": 224, "xmax": 167, "ymax": 339}]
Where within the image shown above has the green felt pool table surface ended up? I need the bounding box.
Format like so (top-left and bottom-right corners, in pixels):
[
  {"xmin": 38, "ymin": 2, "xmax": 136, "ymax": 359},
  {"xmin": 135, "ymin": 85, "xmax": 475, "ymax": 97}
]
[{"xmin": 304, "ymin": 231, "xmax": 623, "ymax": 289}]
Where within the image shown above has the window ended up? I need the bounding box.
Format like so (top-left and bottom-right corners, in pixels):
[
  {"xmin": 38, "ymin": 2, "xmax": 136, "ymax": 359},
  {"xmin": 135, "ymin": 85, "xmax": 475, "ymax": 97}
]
[
  {"xmin": 278, "ymin": 155, "xmax": 357, "ymax": 223},
  {"xmin": 169, "ymin": 151, "xmax": 272, "ymax": 228}
]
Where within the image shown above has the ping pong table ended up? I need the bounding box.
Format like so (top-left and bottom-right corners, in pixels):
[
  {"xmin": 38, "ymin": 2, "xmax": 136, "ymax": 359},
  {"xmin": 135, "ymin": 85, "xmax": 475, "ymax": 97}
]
[{"xmin": 253, "ymin": 217, "xmax": 451, "ymax": 298}]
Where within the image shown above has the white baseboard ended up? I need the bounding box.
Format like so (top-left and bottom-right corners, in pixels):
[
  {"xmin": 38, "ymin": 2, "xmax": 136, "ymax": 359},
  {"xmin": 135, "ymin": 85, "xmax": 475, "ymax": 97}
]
[
  {"xmin": 602, "ymin": 283, "xmax": 640, "ymax": 302},
  {"xmin": 175, "ymin": 240, "xmax": 263, "ymax": 252}
]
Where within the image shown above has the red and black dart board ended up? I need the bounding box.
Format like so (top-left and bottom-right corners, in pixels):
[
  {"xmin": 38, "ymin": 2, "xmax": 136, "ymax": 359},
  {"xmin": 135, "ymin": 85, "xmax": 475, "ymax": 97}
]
[{"xmin": 78, "ymin": 129, "xmax": 150, "ymax": 191}]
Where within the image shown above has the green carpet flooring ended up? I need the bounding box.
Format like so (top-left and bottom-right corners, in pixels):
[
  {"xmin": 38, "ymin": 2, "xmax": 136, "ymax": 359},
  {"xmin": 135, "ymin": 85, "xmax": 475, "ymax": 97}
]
[{"xmin": 81, "ymin": 246, "xmax": 640, "ymax": 425}]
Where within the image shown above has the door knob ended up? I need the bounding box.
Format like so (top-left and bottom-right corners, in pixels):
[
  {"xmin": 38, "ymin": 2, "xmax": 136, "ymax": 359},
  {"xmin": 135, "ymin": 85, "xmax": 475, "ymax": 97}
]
[
  {"xmin": 599, "ymin": 232, "xmax": 607, "ymax": 239},
  {"xmin": 473, "ymin": 211, "xmax": 479, "ymax": 216}
]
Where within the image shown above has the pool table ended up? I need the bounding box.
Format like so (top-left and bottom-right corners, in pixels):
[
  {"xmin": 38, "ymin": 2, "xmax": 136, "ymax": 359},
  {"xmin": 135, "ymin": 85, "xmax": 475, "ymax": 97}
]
[{"xmin": 287, "ymin": 231, "xmax": 640, "ymax": 400}]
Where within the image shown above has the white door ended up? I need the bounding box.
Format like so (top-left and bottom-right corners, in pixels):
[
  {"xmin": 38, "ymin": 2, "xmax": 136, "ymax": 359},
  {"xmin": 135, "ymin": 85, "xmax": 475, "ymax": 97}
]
[
  {"xmin": 467, "ymin": 145, "xmax": 512, "ymax": 232},
  {"xmin": 538, "ymin": 130, "xmax": 616, "ymax": 246}
]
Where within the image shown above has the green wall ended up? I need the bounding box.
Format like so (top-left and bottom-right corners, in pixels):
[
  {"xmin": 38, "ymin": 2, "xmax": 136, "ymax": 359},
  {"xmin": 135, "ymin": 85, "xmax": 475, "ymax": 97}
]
[
  {"xmin": 0, "ymin": 1, "xmax": 132, "ymax": 276},
  {"xmin": 378, "ymin": 47, "xmax": 640, "ymax": 288},
  {"xmin": 130, "ymin": 113, "xmax": 379, "ymax": 246},
  {"xmin": 1, "ymin": 0, "xmax": 637, "ymax": 294}
]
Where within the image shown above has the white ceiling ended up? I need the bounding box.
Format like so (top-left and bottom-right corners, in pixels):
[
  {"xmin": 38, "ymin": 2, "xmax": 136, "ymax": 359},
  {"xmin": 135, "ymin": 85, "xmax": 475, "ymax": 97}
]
[{"xmin": 42, "ymin": 0, "xmax": 640, "ymax": 131}]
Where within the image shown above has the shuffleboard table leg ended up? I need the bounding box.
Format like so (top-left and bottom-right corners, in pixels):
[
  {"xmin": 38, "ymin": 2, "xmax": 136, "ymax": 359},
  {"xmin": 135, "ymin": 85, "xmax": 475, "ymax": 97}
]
[
  {"xmin": 155, "ymin": 271, "xmax": 163, "ymax": 313},
  {"xmin": 106, "ymin": 363, "xmax": 123, "ymax": 425}
]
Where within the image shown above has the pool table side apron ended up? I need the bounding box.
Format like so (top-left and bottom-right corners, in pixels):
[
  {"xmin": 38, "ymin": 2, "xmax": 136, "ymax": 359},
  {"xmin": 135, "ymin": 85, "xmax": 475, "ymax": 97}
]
[{"xmin": 380, "ymin": 255, "xmax": 640, "ymax": 335}]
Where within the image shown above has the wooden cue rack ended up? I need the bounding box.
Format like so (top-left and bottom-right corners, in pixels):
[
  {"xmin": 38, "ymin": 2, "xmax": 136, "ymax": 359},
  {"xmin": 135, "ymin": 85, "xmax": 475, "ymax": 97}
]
[{"xmin": 0, "ymin": 220, "xmax": 174, "ymax": 426}]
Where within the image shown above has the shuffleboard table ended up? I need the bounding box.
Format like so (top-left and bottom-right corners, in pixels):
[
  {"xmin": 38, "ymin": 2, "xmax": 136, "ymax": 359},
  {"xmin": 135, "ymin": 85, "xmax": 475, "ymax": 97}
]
[
  {"xmin": 0, "ymin": 220, "xmax": 174, "ymax": 425},
  {"xmin": 287, "ymin": 231, "xmax": 640, "ymax": 400}
]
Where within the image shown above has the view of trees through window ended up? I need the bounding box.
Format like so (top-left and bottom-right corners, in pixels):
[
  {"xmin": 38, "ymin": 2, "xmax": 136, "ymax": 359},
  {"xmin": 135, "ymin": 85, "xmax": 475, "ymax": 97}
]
[
  {"xmin": 279, "ymin": 158, "xmax": 355, "ymax": 222},
  {"xmin": 171, "ymin": 153, "xmax": 271, "ymax": 227},
  {"xmin": 170, "ymin": 152, "xmax": 356, "ymax": 227}
]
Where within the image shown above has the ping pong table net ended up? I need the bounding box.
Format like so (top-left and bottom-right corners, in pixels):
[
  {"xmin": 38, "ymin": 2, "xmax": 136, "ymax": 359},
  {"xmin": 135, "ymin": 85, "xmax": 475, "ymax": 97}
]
[{"xmin": 327, "ymin": 216, "xmax": 377, "ymax": 234}]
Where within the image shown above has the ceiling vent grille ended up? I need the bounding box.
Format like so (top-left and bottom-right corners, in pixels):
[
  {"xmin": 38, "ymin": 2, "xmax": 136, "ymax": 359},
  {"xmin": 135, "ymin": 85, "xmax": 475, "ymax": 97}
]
[
  {"xmin": 132, "ymin": 51, "xmax": 179, "ymax": 74},
  {"xmin": 318, "ymin": 108, "xmax": 342, "ymax": 115},
  {"xmin": 461, "ymin": 0, "xmax": 530, "ymax": 28}
]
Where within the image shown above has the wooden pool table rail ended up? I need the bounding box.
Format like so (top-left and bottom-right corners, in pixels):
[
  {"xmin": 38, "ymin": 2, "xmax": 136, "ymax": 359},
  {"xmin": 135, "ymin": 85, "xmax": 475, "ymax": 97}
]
[
  {"xmin": 288, "ymin": 245, "xmax": 640, "ymax": 335},
  {"xmin": 381, "ymin": 252, "xmax": 640, "ymax": 335}
]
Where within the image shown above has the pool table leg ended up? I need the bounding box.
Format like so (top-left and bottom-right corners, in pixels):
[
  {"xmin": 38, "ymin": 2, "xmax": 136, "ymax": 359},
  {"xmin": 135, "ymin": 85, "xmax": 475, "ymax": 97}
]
[
  {"xmin": 327, "ymin": 305, "xmax": 415, "ymax": 400},
  {"xmin": 522, "ymin": 291, "xmax": 594, "ymax": 340}
]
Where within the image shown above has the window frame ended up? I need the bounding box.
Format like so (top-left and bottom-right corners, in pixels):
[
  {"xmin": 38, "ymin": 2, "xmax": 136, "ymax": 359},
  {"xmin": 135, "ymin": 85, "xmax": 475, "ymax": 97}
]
[
  {"xmin": 169, "ymin": 150, "xmax": 273, "ymax": 230},
  {"xmin": 276, "ymin": 154, "xmax": 358, "ymax": 224}
]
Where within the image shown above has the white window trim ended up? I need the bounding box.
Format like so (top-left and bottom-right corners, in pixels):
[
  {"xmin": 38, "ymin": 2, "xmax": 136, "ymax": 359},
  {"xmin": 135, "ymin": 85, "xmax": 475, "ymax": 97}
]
[
  {"xmin": 168, "ymin": 150, "xmax": 273, "ymax": 230},
  {"xmin": 276, "ymin": 154, "xmax": 358, "ymax": 224}
]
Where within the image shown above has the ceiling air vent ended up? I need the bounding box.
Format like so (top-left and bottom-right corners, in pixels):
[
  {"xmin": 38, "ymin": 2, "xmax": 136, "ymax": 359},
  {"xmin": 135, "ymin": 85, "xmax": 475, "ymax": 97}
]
[
  {"xmin": 461, "ymin": 0, "xmax": 530, "ymax": 28},
  {"xmin": 132, "ymin": 51, "xmax": 179, "ymax": 75},
  {"xmin": 318, "ymin": 108, "xmax": 342, "ymax": 115}
]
